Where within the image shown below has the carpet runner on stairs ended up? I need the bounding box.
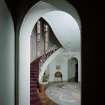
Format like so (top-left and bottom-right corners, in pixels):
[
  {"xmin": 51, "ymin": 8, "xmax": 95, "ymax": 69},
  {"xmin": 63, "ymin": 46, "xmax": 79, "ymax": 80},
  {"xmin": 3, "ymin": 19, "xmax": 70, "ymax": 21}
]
[
  {"xmin": 30, "ymin": 58, "xmax": 42, "ymax": 105},
  {"xmin": 30, "ymin": 47, "xmax": 58, "ymax": 105}
]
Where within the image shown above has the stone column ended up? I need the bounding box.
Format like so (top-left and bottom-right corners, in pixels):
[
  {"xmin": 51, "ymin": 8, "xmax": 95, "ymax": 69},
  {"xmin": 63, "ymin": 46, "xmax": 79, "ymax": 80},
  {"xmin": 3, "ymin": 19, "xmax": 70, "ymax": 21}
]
[
  {"xmin": 36, "ymin": 20, "xmax": 41, "ymax": 57},
  {"xmin": 44, "ymin": 23, "xmax": 49, "ymax": 52},
  {"xmin": 44, "ymin": 23, "xmax": 50, "ymax": 80}
]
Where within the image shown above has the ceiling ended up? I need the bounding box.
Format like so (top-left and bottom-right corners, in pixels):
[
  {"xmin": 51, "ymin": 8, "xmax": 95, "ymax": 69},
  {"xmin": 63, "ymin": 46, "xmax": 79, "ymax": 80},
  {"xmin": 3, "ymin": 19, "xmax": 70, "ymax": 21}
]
[
  {"xmin": 42, "ymin": 10, "xmax": 80, "ymax": 52},
  {"xmin": 5, "ymin": 0, "xmax": 81, "ymax": 29}
]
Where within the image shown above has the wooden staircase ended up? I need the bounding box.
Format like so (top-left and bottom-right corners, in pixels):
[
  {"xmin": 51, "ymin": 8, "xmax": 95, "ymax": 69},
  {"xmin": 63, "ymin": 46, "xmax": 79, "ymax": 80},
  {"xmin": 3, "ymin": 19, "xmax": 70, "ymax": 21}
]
[
  {"xmin": 30, "ymin": 57, "xmax": 42, "ymax": 105},
  {"xmin": 30, "ymin": 46, "xmax": 58, "ymax": 105}
]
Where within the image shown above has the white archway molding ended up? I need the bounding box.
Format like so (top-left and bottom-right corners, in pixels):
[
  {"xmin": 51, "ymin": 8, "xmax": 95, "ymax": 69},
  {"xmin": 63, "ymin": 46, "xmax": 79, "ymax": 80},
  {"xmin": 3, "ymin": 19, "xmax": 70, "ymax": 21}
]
[
  {"xmin": 19, "ymin": 1, "xmax": 81, "ymax": 105},
  {"xmin": 42, "ymin": 0, "xmax": 81, "ymax": 29}
]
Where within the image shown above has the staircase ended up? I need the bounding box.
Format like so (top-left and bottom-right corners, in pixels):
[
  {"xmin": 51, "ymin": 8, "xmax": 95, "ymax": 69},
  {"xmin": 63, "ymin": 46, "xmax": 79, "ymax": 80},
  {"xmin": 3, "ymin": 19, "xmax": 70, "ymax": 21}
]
[
  {"xmin": 39, "ymin": 46, "xmax": 58, "ymax": 69},
  {"xmin": 30, "ymin": 57, "xmax": 42, "ymax": 105},
  {"xmin": 30, "ymin": 46, "xmax": 58, "ymax": 105}
]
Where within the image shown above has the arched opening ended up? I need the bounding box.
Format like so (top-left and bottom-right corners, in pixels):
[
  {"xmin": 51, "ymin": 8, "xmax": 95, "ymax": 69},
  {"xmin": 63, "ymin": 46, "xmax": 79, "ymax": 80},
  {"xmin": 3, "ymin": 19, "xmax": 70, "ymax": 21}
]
[
  {"xmin": 19, "ymin": 1, "xmax": 81, "ymax": 105},
  {"xmin": 30, "ymin": 17, "xmax": 62, "ymax": 62},
  {"xmin": 75, "ymin": 58, "xmax": 78, "ymax": 82},
  {"xmin": 68, "ymin": 57, "xmax": 78, "ymax": 82},
  {"xmin": 30, "ymin": 17, "xmax": 62, "ymax": 100}
]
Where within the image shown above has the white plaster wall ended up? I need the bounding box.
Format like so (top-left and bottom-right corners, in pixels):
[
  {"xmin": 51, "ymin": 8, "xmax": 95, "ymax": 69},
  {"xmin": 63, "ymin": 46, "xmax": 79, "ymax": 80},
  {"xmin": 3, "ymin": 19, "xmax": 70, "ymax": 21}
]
[
  {"xmin": 48, "ymin": 53, "xmax": 68, "ymax": 82},
  {"xmin": 48, "ymin": 51, "xmax": 81, "ymax": 82},
  {"xmin": 39, "ymin": 48, "xmax": 64, "ymax": 82},
  {"xmin": 0, "ymin": 0, "xmax": 15, "ymax": 105},
  {"xmin": 42, "ymin": 11, "xmax": 80, "ymax": 52}
]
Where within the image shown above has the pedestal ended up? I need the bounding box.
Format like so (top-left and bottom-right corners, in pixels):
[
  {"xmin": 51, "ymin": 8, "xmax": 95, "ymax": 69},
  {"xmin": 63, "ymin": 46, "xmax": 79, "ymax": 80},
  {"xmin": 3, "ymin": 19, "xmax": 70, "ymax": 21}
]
[{"xmin": 39, "ymin": 84, "xmax": 45, "ymax": 95}]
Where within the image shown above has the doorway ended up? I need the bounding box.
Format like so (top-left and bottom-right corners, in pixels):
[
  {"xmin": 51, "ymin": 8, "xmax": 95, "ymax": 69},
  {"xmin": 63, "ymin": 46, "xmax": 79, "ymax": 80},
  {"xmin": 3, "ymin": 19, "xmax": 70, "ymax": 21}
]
[
  {"xmin": 68, "ymin": 57, "xmax": 78, "ymax": 82},
  {"xmin": 18, "ymin": 1, "xmax": 81, "ymax": 105},
  {"xmin": 75, "ymin": 61, "xmax": 78, "ymax": 82}
]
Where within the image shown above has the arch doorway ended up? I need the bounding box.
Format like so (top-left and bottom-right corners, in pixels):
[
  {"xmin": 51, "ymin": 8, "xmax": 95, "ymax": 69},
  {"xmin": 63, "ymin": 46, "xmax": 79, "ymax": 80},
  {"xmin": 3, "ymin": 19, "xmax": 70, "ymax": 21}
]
[
  {"xmin": 18, "ymin": 1, "xmax": 81, "ymax": 105},
  {"xmin": 68, "ymin": 57, "xmax": 78, "ymax": 82}
]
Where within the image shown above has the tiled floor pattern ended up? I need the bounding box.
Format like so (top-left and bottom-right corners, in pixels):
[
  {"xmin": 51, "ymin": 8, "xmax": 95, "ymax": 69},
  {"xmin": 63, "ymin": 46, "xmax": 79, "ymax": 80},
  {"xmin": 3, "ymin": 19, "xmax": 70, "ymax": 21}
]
[{"xmin": 46, "ymin": 82, "xmax": 80, "ymax": 105}]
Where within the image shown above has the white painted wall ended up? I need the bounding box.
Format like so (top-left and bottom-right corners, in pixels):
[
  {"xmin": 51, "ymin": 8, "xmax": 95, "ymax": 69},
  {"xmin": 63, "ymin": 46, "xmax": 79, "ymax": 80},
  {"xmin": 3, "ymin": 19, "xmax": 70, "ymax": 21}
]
[
  {"xmin": 48, "ymin": 51, "xmax": 81, "ymax": 82},
  {"xmin": 42, "ymin": 11, "xmax": 80, "ymax": 52},
  {"xmin": 0, "ymin": 0, "xmax": 15, "ymax": 105},
  {"xmin": 48, "ymin": 53, "xmax": 68, "ymax": 81}
]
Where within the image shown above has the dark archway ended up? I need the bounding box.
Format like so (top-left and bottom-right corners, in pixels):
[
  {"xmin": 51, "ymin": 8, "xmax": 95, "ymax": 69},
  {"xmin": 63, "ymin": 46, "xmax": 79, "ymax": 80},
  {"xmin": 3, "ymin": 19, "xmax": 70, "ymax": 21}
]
[
  {"xmin": 68, "ymin": 57, "xmax": 78, "ymax": 82},
  {"xmin": 72, "ymin": 57, "xmax": 78, "ymax": 82},
  {"xmin": 75, "ymin": 60, "xmax": 78, "ymax": 82}
]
